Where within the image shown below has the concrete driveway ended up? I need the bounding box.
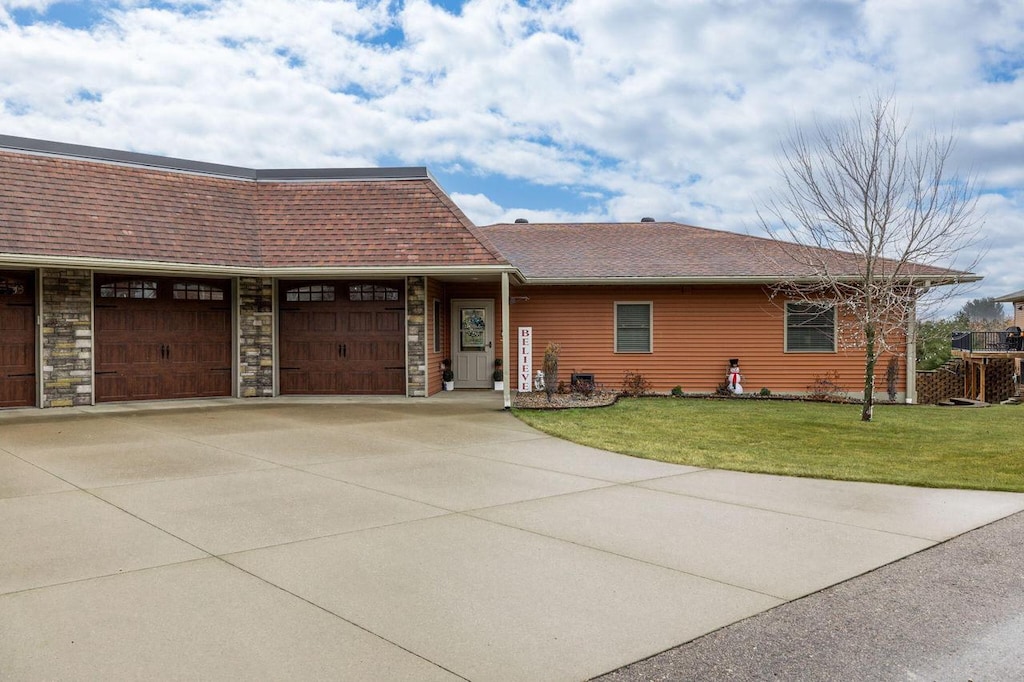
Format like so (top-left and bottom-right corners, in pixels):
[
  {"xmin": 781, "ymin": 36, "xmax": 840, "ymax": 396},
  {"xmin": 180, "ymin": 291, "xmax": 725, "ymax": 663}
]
[{"xmin": 2, "ymin": 393, "xmax": 1023, "ymax": 681}]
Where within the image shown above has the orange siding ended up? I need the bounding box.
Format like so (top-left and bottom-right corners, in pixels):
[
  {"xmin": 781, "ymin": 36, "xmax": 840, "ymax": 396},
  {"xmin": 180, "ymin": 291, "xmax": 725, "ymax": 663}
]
[{"xmin": 503, "ymin": 284, "xmax": 907, "ymax": 397}]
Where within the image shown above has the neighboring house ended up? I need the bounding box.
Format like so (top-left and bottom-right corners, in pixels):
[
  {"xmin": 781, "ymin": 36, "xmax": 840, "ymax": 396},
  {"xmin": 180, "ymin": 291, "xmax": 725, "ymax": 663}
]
[
  {"xmin": 0, "ymin": 135, "xmax": 974, "ymax": 410},
  {"xmin": 995, "ymin": 289, "xmax": 1024, "ymax": 329},
  {"xmin": 950, "ymin": 288, "xmax": 1024, "ymax": 402}
]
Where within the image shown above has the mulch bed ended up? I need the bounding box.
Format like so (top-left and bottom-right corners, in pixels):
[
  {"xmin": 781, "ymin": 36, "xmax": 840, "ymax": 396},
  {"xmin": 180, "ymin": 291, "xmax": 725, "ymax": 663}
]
[
  {"xmin": 511, "ymin": 391, "xmax": 900, "ymax": 409},
  {"xmin": 512, "ymin": 391, "xmax": 619, "ymax": 409}
]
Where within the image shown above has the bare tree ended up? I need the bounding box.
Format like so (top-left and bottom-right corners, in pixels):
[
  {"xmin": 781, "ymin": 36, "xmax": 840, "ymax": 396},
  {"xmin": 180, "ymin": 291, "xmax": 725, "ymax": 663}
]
[{"xmin": 759, "ymin": 95, "xmax": 981, "ymax": 421}]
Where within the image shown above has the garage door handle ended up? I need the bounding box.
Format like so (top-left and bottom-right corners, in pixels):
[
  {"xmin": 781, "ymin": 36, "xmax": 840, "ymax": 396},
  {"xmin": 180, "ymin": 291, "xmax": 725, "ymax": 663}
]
[{"xmin": 339, "ymin": 343, "xmax": 347, "ymax": 358}]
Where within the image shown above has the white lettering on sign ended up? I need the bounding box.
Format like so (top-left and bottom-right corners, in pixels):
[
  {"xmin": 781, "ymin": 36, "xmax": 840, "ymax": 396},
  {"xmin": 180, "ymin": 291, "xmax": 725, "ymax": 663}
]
[{"xmin": 518, "ymin": 327, "xmax": 533, "ymax": 392}]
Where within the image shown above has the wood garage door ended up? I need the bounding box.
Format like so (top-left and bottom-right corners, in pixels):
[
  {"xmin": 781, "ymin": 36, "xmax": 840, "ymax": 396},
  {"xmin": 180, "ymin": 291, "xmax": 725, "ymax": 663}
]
[
  {"xmin": 279, "ymin": 281, "xmax": 405, "ymax": 395},
  {"xmin": 0, "ymin": 271, "xmax": 36, "ymax": 408},
  {"xmin": 94, "ymin": 276, "xmax": 232, "ymax": 402}
]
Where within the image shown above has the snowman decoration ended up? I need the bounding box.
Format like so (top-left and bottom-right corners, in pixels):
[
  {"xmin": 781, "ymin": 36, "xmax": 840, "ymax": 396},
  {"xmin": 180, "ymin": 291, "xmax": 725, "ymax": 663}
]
[{"xmin": 727, "ymin": 358, "xmax": 743, "ymax": 395}]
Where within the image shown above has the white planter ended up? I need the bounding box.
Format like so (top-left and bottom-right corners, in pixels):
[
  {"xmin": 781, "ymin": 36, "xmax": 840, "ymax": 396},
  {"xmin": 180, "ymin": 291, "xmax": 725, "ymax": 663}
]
[
  {"xmin": 493, "ymin": 381, "xmax": 504, "ymax": 391},
  {"xmin": 443, "ymin": 381, "xmax": 454, "ymax": 391}
]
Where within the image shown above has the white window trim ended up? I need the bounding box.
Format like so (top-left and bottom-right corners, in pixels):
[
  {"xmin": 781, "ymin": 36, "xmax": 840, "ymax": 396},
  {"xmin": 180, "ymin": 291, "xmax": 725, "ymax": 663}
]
[
  {"xmin": 614, "ymin": 301, "xmax": 653, "ymax": 353},
  {"xmin": 784, "ymin": 301, "xmax": 837, "ymax": 353}
]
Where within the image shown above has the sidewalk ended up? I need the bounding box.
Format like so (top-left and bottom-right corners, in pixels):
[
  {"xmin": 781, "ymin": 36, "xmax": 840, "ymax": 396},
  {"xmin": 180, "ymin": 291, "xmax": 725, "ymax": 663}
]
[{"xmin": 599, "ymin": 510, "xmax": 1024, "ymax": 681}]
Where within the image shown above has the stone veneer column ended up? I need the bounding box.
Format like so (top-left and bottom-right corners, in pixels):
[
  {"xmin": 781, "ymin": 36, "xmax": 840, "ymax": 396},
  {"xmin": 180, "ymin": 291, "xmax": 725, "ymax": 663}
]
[
  {"xmin": 406, "ymin": 276, "xmax": 427, "ymax": 397},
  {"xmin": 238, "ymin": 277, "xmax": 275, "ymax": 398},
  {"xmin": 40, "ymin": 268, "xmax": 93, "ymax": 407}
]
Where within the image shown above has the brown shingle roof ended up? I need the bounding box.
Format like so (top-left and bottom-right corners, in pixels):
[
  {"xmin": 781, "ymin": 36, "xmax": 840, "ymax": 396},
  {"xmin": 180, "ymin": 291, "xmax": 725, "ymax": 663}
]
[
  {"xmin": 256, "ymin": 180, "xmax": 502, "ymax": 267},
  {"xmin": 480, "ymin": 222, "xmax": 974, "ymax": 282},
  {"xmin": 0, "ymin": 143, "xmax": 506, "ymax": 270},
  {"xmin": 0, "ymin": 152, "xmax": 258, "ymax": 267}
]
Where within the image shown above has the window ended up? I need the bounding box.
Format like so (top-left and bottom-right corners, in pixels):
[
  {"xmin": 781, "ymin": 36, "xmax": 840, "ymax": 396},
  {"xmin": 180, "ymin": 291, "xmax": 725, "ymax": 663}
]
[
  {"xmin": 99, "ymin": 280, "xmax": 157, "ymax": 299},
  {"xmin": 785, "ymin": 302, "xmax": 836, "ymax": 352},
  {"xmin": 0, "ymin": 277, "xmax": 25, "ymax": 296},
  {"xmin": 348, "ymin": 283, "xmax": 399, "ymax": 301},
  {"xmin": 286, "ymin": 284, "xmax": 335, "ymax": 302},
  {"xmin": 173, "ymin": 282, "xmax": 224, "ymax": 301},
  {"xmin": 433, "ymin": 299, "xmax": 442, "ymax": 353},
  {"xmin": 615, "ymin": 302, "xmax": 652, "ymax": 353}
]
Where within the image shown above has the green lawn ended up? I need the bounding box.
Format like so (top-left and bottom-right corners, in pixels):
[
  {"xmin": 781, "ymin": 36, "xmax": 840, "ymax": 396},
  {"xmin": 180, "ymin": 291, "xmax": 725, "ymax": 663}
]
[{"xmin": 513, "ymin": 398, "xmax": 1024, "ymax": 492}]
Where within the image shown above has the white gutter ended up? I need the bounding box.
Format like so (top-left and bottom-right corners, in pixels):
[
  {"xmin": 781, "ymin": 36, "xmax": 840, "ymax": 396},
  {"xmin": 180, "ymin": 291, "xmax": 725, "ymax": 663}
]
[
  {"xmin": 515, "ymin": 274, "xmax": 982, "ymax": 286},
  {"xmin": 0, "ymin": 254, "xmax": 516, "ymax": 279}
]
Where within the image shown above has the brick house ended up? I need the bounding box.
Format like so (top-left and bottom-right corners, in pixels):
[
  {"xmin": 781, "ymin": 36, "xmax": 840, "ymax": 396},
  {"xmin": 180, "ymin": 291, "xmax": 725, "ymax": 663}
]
[{"xmin": 0, "ymin": 135, "xmax": 975, "ymax": 409}]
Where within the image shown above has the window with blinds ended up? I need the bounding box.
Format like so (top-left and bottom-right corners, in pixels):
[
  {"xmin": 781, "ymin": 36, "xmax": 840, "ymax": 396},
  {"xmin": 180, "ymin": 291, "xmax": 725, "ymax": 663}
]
[
  {"xmin": 615, "ymin": 302, "xmax": 652, "ymax": 353},
  {"xmin": 785, "ymin": 302, "xmax": 836, "ymax": 352}
]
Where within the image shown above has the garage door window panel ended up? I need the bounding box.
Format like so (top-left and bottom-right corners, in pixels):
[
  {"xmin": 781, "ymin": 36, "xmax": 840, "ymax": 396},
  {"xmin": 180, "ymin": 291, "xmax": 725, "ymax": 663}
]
[
  {"xmin": 173, "ymin": 282, "xmax": 224, "ymax": 301},
  {"xmin": 287, "ymin": 285, "xmax": 335, "ymax": 302},
  {"xmin": 100, "ymin": 280, "xmax": 158, "ymax": 299}
]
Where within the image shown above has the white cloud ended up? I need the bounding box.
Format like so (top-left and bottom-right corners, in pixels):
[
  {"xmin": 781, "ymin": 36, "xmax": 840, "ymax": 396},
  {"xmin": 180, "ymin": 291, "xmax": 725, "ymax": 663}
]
[{"xmin": 1, "ymin": 0, "xmax": 1023, "ymax": 313}]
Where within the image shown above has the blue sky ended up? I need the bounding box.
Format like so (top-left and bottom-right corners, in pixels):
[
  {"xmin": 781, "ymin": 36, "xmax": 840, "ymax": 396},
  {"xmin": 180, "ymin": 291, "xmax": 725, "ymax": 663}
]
[{"xmin": 2, "ymin": 0, "xmax": 1023, "ymax": 316}]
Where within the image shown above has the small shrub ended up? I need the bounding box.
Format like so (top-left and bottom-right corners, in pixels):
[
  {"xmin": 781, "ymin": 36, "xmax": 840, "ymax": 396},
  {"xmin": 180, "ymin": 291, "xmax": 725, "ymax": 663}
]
[
  {"xmin": 759, "ymin": 387, "xmax": 771, "ymax": 397},
  {"xmin": 715, "ymin": 380, "xmax": 732, "ymax": 396},
  {"xmin": 543, "ymin": 343, "xmax": 561, "ymax": 402},
  {"xmin": 557, "ymin": 380, "xmax": 570, "ymax": 395},
  {"xmin": 670, "ymin": 385, "xmax": 684, "ymax": 397},
  {"xmin": 886, "ymin": 356, "xmax": 900, "ymax": 401},
  {"xmin": 620, "ymin": 371, "xmax": 653, "ymax": 397},
  {"xmin": 807, "ymin": 370, "xmax": 846, "ymax": 402}
]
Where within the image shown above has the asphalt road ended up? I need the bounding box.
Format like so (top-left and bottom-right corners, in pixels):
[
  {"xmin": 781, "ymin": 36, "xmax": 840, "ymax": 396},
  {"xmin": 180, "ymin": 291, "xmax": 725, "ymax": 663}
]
[{"xmin": 598, "ymin": 510, "xmax": 1024, "ymax": 681}]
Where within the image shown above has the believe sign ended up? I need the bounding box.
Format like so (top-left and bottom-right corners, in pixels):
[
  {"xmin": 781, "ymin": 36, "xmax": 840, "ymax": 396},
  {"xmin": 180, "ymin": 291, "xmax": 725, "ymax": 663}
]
[{"xmin": 518, "ymin": 327, "xmax": 533, "ymax": 392}]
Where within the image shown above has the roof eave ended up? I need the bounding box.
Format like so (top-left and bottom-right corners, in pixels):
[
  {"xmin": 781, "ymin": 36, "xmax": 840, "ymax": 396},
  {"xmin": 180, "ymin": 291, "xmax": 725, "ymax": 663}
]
[
  {"xmin": 514, "ymin": 274, "xmax": 982, "ymax": 286},
  {"xmin": 0, "ymin": 254, "xmax": 517, "ymax": 278}
]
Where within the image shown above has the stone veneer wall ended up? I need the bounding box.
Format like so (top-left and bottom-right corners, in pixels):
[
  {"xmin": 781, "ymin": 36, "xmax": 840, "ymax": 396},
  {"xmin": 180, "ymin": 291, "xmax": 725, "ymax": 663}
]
[
  {"xmin": 406, "ymin": 276, "xmax": 427, "ymax": 397},
  {"xmin": 40, "ymin": 268, "xmax": 93, "ymax": 407},
  {"xmin": 238, "ymin": 277, "xmax": 275, "ymax": 398}
]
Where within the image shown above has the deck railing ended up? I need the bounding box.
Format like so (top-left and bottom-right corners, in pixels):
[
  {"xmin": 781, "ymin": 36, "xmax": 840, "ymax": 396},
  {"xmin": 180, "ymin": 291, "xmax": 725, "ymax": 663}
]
[{"xmin": 952, "ymin": 330, "xmax": 1024, "ymax": 352}]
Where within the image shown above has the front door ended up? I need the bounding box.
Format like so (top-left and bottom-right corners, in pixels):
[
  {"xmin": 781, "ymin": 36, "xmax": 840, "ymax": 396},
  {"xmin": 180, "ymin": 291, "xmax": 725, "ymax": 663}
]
[{"xmin": 451, "ymin": 299, "xmax": 494, "ymax": 388}]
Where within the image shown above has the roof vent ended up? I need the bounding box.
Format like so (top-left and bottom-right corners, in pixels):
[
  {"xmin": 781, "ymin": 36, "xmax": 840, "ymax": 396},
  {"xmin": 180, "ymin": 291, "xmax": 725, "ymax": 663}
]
[
  {"xmin": 514, "ymin": 218, "xmax": 529, "ymax": 224},
  {"xmin": 640, "ymin": 217, "xmax": 656, "ymax": 222}
]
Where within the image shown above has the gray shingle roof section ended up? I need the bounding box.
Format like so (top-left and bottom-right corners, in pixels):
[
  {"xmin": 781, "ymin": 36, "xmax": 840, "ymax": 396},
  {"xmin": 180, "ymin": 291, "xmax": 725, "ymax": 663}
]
[{"xmin": 0, "ymin": 134, "xmax": 429, "ymax": 182}]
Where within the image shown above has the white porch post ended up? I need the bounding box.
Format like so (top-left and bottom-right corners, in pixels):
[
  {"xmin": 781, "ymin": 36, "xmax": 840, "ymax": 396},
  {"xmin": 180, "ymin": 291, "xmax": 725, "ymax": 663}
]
[
  {"xmin": 906, "ymin": 300, "xmax": 917, "ymax": 404},
  {"xmin": 501, "ymin": 270, "xmax": 511, "ymax": 409}
]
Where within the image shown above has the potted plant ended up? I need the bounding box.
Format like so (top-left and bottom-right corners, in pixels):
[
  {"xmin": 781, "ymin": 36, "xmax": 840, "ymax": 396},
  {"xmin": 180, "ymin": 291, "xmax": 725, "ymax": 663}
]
[
  {"xmin": 441, "ymin": 359, "xmax": 454, "ymax": 391},
  {"xmin": 493, "ymin": 358, "xmax": 504, "ymax": 391}
]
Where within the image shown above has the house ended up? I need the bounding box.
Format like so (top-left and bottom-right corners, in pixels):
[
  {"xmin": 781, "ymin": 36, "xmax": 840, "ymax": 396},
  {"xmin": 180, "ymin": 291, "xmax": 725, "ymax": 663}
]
[
  {"xmin": 949, "ymin": 288, "xmax": 1024, "ymax": 402},
  {"xmin": 0, "ymin": 135, "xmax": 974, "ymax": 410},
  {"xmin": 995, "ymin": 289, "xmax": 1024, "ymax": 329}
]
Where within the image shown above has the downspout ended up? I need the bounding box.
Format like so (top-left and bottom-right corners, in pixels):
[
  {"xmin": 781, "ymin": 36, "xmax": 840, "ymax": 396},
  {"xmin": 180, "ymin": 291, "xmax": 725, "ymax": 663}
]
[
  {"xmin": 906, "ymin": 298, "xmax": 918, "ymax": 404},
  {"xmin": 501, "ymin": 271, "xmax": 511, "ymax": 409}
]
